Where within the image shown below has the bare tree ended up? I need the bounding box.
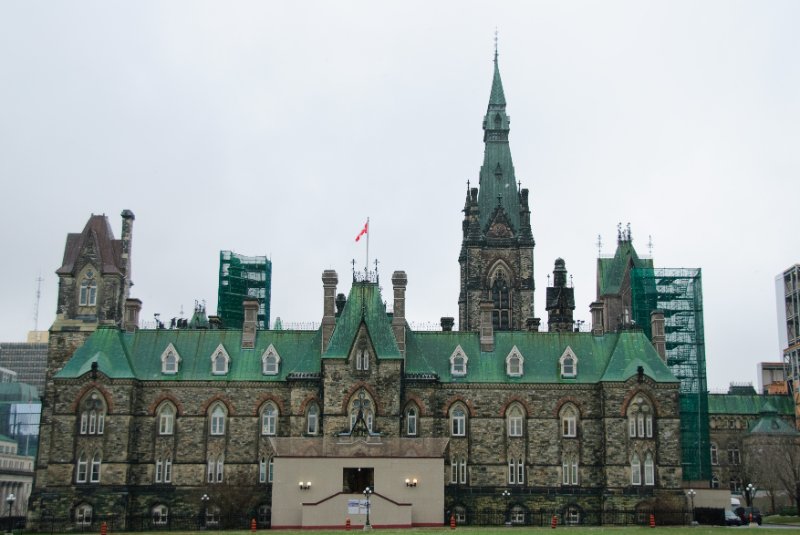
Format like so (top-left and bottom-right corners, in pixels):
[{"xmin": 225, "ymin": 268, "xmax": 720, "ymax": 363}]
[{"xmin": 745, "ymin": 435, "xmax": 800, "ymax": 515}]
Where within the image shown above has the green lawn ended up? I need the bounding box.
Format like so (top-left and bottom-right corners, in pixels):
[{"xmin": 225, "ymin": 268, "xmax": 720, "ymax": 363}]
[{"xmin": 42, "ymin": 528, "xmax": 797, "ymax": 535}]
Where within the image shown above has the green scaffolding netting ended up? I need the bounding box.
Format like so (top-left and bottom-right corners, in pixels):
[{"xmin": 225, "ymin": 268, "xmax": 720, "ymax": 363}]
[
  {"xmin": 631, "ymin": 267, "xmax": 710, "ymax": 482},
  {"xmin": 218, "ymin": 251, "xmax": 272, "ymax": 330}
]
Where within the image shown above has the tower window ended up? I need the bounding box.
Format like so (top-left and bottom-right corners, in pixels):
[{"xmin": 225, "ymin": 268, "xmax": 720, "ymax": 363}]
[
  {"xmin": 492, "ymin": 271, "xmax": 511, "ymax": 330},
  {"xmin": 79, "ymin": 270, "xmax": 97, "ymax": 306}
]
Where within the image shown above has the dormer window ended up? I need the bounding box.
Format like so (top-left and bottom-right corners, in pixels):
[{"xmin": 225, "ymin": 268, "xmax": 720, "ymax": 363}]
[
  {"xmin": 506, "ymin": 346, "xmax": 524, "ymax": 377},
  {"xmin": 262, "ymin": 345, "xmax": 280, "ymax": 375},
  {"xmin": 161, "ymin": 344, "xmax": 181, "ymax": 374},
  {"xmin": 356, "ymin": 348, "xmax": 369, "ymax": 371},
  {"xmin": 211, "ymin": 344, "xmax": 230, "ymax": 375},
  {"xmin": 450, "ymin": 346, "xmax": 468, "ymax": 377},
  {"xmin": 559, "ymin": 347, "xmax": 578, "ymax": 378}
]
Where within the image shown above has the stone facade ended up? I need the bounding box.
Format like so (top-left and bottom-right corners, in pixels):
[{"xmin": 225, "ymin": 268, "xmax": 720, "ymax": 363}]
[{"xmin": 30, "ymin": 55, "xmax": 686, "ymax": 529}]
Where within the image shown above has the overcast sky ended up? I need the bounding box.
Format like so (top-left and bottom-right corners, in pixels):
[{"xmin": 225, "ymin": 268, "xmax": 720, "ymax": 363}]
[{"xmin": 1, "ymin": 1, "xmax": 798, "ymax": 391}]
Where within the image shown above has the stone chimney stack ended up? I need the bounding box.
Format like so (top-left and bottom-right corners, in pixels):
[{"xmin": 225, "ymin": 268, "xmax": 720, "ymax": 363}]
[
  {"xmin": 590, "ymin": 301, "xmax": 604, "ymax": 336},
  {"xmin": 120, "ymin": 210, "xmax": 135, "ymax": 298},
  {"xmin": 440, "ymin": 317, "xmax": 455, "ymax": 332},
  {"xmin": 321, "ymin": 270, "xmax": 338, "ymax": 353},
  {"xmin": 650, "ymin": 309, "xmax": 666, "ymax": 361},
  {"xmin": 525, "ymin": 317, "xmax": 541, "ymax": 332},
  {"xmin": 123, "ymin": 298, "xmax": 142, "ymax": 333},
  {"xmin": 480, "ymin": 300, "xmax": 494, "ymax": 352},
  {"xmin": 391, "ymin": 271, "xmax": 408, "ymax": 355},
  {"xmin": 241, "ymin": 298, "xmax": 259, "ymax": 349}
]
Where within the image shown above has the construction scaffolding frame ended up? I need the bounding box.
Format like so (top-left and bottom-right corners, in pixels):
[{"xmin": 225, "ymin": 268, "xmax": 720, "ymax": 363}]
[
  {"xmin": 217, "ymin": 251, "xmax": 272, "ymax": 330},
  {"xmin": 631, "ymin": 267, "xmax": 710, "ymax": 482}
]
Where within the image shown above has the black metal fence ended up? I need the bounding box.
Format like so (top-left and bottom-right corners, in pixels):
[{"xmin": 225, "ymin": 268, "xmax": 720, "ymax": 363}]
[
  {"xmin": 30, "ymin": 513, "xmax": 269, "ymax": 534},
  {"xmin": 452, "ymin": 508, "xmax": 694, "ymax": 527},
  {"xmin": 22, "ymin": 507, "xmax": 718, "ymax": 532}
]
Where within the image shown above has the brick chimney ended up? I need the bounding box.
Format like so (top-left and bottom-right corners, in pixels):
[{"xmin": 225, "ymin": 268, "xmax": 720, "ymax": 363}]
[
  {"xmin": 321, "ymin": 270, "xmax": 338, "ymax": 353},
  {"xmin": 120, "ymin": 210, "xmax": 135, "ymax": 299},
  {"xmin": 123, "ymin": 298, "xmax": 141, "ymax": 333},
  {"xmin": 391, "ymin": 271, "xmax": 408, "ymax": 355},
  {"xmin": 241, "ymin": 298, "xmax": 259, "ymax": 349}
]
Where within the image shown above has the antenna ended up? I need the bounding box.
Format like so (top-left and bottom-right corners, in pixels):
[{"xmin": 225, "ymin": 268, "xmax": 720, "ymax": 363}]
[
  {"xmin": 33, "ymin": 274, "xmax": 43, "ymax": 340},
  {"xmin": 596, "ymin": 234, "xmax": 602, "ymax": 256}
]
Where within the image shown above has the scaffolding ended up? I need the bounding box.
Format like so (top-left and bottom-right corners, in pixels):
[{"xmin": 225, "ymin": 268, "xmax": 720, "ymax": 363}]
[
  {"xmin": 631, "ymin": 267, "xmax": 710, "ymax": 482},
  {"xmin": 217, "ymin": 251, "xmax": 272, "ymax": 330}
]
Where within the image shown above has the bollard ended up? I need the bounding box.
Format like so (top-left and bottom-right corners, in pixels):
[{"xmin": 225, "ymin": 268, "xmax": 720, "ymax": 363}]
[
  {"xmin": 551, "ymin": 515, "xmax": 557, "ymax": 529},
  {"xmin": 649, "ymin": 514, "xmax": 655, "ymax": 528},
  {"xmin": 345, "ymin": 517, "xmax": 351, "ymax": 531},
  {"xmin": 100, "ymin": 521, "xmax": 108, "ymax": 535},
  {"xmin": 250, "ymin": 518, "xmax": 256, "ymax": 533},
  {"xmin": 450, "ymin": 513, "xmax": 456, "ymax": 530}
]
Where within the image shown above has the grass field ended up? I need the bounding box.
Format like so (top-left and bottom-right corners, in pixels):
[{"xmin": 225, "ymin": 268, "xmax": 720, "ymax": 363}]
[{"xmin": 44, "ymin": 528, "xmax": 794, "ymax": 535}]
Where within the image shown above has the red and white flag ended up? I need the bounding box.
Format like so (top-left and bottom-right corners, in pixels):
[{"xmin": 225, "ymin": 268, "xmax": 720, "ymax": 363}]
[{"xmin": 355, "ymin": 220, "xmax": 369, "ymax": 242}]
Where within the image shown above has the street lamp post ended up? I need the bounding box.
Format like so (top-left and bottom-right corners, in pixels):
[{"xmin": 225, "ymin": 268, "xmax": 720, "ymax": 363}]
[
  {"xmin": 5, "ymin": 494, "xmax": 15, "ymax": 535},
  {"xmin": 501, "ymin": 489, "xmax": 511, "ymax": 526},
  {"xmin": 201, "ymin": 494, "xmax": 210, "ymax": 529},
  {"xmin": 745, "ymin": 483, "xmax": 755, "ymax": 508},
  {"xmin": 687, "ymin": 489, "xmax": 696, "ymax": 525},
  {"xmin": 362, "ymin": 486, "xmax": 373, "ymax": 531}
]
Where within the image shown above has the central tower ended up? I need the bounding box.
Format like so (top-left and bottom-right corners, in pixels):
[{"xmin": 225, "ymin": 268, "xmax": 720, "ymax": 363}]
[{"xmin": 458, "ymin": 52, "xmax": 535, "ymax": 332}]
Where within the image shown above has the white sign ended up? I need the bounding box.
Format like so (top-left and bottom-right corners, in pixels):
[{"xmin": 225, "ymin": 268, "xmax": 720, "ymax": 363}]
[{"xmin": 347, "ymin": 499, "xmax": 369, "ymax": 515}]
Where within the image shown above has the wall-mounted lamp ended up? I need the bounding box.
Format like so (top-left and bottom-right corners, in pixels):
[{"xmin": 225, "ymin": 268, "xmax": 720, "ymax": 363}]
[
  {"xmin": 299, "ymin": 481, "xmax": 311, "ymax": 490},
  {"xmin": 405, "ymin": 478, "xmax": 418, "ymax": 487}
]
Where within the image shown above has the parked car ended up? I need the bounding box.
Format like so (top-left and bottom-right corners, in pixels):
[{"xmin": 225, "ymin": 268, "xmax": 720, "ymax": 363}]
[
  {"xmin": 734, "ymin": 507, "xmax": 762, "ymax": 525},
  {"xmin": 725, "ymin": 510, "xmax": 743, "ymax": 526}
]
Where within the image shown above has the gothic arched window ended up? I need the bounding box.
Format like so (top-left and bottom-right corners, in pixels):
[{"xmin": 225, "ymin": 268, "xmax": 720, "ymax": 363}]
[{"xmin": 492, "ymin": 270, "xmax": 511, "ymax": 330}]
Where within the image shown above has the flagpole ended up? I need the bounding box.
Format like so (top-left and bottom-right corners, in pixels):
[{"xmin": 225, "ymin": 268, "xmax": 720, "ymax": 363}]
[{"xmin": 365, "ymin": 217, "xmax": 370, "ymax": 278}]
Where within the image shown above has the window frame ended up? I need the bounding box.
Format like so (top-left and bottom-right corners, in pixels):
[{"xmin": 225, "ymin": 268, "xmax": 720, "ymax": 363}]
[
  {"xmin": 644, "ymin": 453, "xmax": 655, "ymax": 486},
  {"xmin": 158, "ymin": 404, "xmax": 175, "ymax": 435},
  {"xmin": 631, "ymin": 454, "xmax": 641, "ymax": 485},
  {"xmin": 90, "ymin": 453, "xmax": 101, "ymax": 483},
  {"xmin": 209, "ymin": 404, "xmax": 226, "ymax": 436},
  {"xmin": 406, "ymin": 406, "xmax": 417, "ymax": 436},
  {"xmin": 306, "ymin": 403, "xmax": 320, "ymax": 435},
  {"xmin": 262, "ymin": 344, "xmax": 281, "ymax": 375},
  {"xmin": 507, "ymin": 405, "xmax": 524, "ymax": 437},
  {"xmin": 261, "ymin": 403, "xmax": 277, "ymax": 436},
  {"xmin": 449, "ymin": 346, "xmax": 468, "ymax": 377},
  {"xmin": 451, "ymin": 406, "xmax": 466, "ymax": 437}
]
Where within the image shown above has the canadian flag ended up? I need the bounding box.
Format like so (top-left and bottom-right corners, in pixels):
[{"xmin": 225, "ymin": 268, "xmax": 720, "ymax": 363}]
[{"xmin": 355, "ymin": 220, "xmax": 369, "ymax": 242}]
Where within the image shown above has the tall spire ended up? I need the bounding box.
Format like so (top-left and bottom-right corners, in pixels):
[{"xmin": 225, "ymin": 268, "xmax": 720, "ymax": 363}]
[
  {"xmin": 478, "ymin": 44, "xmax": 517, "ymax": 232},
  {"xmin": 490, "ymin": 31, "xmax": 506, "ymax": 107}
]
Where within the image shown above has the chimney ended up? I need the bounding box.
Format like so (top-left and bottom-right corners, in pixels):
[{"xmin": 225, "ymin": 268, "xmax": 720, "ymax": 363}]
[
  {"xmin": 241, "ymin": 298, "xmax": 259, "ymax": 349},
  {"xmin": 525, "ymin": 317, "xmax": 540, "ymax": 332},
  {"xmin": 335, "ymin": 293, "xmax": 347, "ymax": 316},
  {"xmin": 650, "ymin": 309, "xmax": 666, "ymax": 361},
  {"xmin": 479, "ymin": 300, "xmax": 494, "ymax": 352},
  {"xmin": 590, "ymin": 301, "xmax": 604, "ymax": 336},
  {"xmin": 321, "ymin": 270, "xmax": 338, "ymax": 353},
  {"xmin": 120, "ymin": 210, "xmax": 135, "ymax": 297},
  {"xmin": 440, "ymin": 317, "xmax": 455, "ymax": 332},
  {"xmin": 391, "ymin": 271, "xmax": 408, "ymax": 355},
  {"xmin": 123, "ymin": 298, "xmax": 142, "ymax": 333}
]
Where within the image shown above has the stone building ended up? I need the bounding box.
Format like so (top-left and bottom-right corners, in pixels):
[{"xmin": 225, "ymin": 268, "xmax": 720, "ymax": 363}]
[
  {"xmin": 30, "ymin": 54, "xmax": 685, "ymax": 529},
  {"xmin": 707, "ymin": 385, "xmax": 796, "ymax": 510}
]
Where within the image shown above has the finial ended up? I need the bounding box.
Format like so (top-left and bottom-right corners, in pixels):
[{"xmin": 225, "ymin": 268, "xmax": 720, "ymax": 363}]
[
  {"xmin": 617, "ymin": 222, "xmax": 622, "ymax": 241},
  {"xmin": 494, "ymin": 28, "xmax": 499, "ymax": 62},
  {"xmin": 597, "ymin": 234, "xmax": 602, "ymax": 256},
  {"xmin": 569, "ymin": 274, "xmax": 573, "ymax": 288},
  {"xmin": 647, "ymin": 235, "xmax": 653, "ymax": 256},
  {"xmin": 626, "ymin": 222, "xmax": 632, "ymax": 241},
  {"xmin": 466, "ymin": 179, "xmax": 470, "ymax": 191},
  {"xmin": 518, "ymin": 180, "xmax": 521, "ymax": 192},
  {"xmin": 547, "ymin": 274, "xmax": 551, "ymax": 286},
  {"xmin": 497, "ymin": 193, "xmax": 503, "ymax": 206}
]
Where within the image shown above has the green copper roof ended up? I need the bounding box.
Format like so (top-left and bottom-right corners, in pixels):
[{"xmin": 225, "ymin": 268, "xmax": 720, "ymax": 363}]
[
  {"xmin": 405, "ymin": 329, "xmax": 676, "ymax": 384},
  {"xmin": 477, "ymin": 55, "xmax": 520, "ymax": 233},
  {"xmin": 489, "ymin": 55, "xmax": 506, "ymax": 107},
  {"xmin": 747, "ymin": 405, "xmax": 798, "ymax": 435},
  {"xmin": 707, "ymin": 394, "xmax": 795, "ymax": 415},
  {"xmin": 323, "ymin": 282, "xmax": 402, "ymax": 360},
  {"xmin": 56, "ymin": 326, "xmax": 321, "ymax": 381},
  {"xmin": 597, "ymin": 239, "xmax": 653, "ymax": 296}
]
